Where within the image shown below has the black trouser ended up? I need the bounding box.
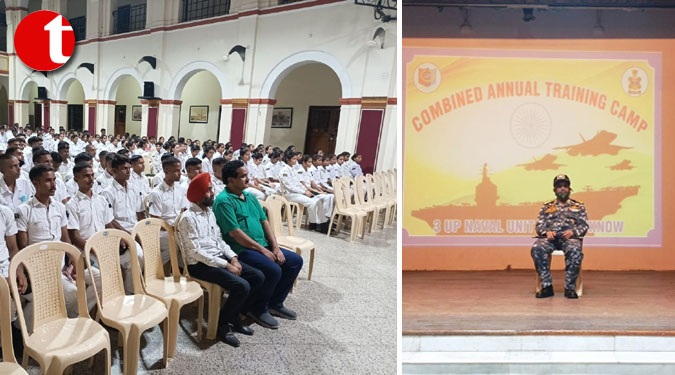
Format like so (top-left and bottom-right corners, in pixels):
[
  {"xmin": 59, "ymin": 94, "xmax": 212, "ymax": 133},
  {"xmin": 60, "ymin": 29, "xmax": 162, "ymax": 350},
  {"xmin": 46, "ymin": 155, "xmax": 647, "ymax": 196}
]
[{"xmin": 187, "ymin": 260, "xmax": 265, "ymax": 327}]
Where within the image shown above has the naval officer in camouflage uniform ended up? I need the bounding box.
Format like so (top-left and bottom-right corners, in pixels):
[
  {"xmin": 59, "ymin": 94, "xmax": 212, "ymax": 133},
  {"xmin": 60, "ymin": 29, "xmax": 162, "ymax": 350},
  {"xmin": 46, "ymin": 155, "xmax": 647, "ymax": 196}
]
[{"xmin": 532, "ymin": 174, "xmax": 589, "ymax": 299}]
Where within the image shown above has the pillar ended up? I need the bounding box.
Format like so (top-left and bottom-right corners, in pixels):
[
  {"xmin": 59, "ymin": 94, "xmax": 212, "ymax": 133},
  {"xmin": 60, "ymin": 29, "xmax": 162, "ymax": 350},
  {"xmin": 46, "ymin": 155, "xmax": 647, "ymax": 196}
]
[
  {"xmin": 158, "ymin": 100, "xmax": 181, "ymax": 139},
  {"xmin": 218, "ymin": 100, "xmax": 233, "ymax": 144},
  {"xmin": 85, "ymin": 99, "xmax": 97, "ymax": 134},
  {"xmin": 334, "ymin": 98, "xmax": 362, "ymax": 154},
  {"xmin": 97, "ymin": 100, "xmax": 116, "ymax": 135}
]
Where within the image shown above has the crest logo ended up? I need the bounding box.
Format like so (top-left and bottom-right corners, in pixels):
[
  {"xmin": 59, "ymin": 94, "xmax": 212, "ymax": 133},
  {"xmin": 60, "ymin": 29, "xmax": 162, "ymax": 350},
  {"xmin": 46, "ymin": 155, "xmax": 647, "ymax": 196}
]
[{"xmin": 413, "ymin": 63, "xmax": 441, "ymax": 93}]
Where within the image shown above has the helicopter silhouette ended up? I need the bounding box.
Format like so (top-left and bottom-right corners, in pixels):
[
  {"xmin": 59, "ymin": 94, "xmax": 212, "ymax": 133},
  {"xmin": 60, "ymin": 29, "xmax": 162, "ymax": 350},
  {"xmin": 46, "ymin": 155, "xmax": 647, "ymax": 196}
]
[{"xmin": 553, "ymin": 130, "xmax": 632, "ymax": 156}]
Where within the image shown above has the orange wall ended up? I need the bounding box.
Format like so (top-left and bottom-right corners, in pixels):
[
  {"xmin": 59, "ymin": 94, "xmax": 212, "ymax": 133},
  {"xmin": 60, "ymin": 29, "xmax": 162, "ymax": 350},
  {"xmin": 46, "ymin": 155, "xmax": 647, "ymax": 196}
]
[{"xmin": 402, "ymin": 38, "xmax": 675, "ymax": 271}]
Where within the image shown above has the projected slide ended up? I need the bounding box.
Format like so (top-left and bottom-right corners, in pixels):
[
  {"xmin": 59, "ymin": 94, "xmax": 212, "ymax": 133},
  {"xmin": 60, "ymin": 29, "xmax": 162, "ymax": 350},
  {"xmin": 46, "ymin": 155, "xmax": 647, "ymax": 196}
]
[{"xmin": 403, "ymin": 47, "xmax": 662, "ymax": 247}]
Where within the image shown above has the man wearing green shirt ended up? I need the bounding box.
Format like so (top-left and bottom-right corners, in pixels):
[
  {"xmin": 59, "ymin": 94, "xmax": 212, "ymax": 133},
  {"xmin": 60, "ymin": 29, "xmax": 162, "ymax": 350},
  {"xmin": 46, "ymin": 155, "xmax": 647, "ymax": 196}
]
[{"xmin": 213, "ymin": 160, "xmax": 303, "ymax": 329}]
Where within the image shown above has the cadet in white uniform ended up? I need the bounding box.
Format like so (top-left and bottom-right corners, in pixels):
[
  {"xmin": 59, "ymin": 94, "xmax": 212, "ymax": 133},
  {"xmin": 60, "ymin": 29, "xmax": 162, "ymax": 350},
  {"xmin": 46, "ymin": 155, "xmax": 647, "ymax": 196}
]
[
  {"xmin": 201, "ymin": 146, "xmax": 216, "ymax": 177},
  {"xmin": 349, "ymin": 154, "xmax": 364, "ymax": 177},
  {"xmin": 278, "ymin": 152, "xmax": 332, "ymax": 233},
  {"xmin": 16, "ymin": 165, "xmax": 96, "ymax": 331},
  {"xmin": 100, "ymin": 156, "xmax": 146, "ymax": 294},
  {"xmin": 211, "ymin": 157, "xmax": 227, "ymax": 197},
  {"xmin": 129, "ymin": 155, "xmax": 150, "ymax": 198},
  {"xmin": 147, "ymin": 157, "xmax": 189, "ymax": 264},
  {"xmin": 0, "ymin": 154, "xmax": 34, "ymax": 211}
]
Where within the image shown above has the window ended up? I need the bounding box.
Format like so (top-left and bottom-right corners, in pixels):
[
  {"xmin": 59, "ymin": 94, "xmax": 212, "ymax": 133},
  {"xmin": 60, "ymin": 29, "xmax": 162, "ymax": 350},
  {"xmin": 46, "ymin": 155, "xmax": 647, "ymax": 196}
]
[
  {"xmin": 69, "ymin": 16, "xmax": 86, "ymax": 41},
  {"xmin": 0, "ymin": 13, "xmax": 6, "ymax": 52},
  {"xmin": 113, "ymin": 3, "xmax": 146, "ymax": 34},
  {"xmin": 182, "ymin": 0, "xmax": 230, "ymax": 22}
]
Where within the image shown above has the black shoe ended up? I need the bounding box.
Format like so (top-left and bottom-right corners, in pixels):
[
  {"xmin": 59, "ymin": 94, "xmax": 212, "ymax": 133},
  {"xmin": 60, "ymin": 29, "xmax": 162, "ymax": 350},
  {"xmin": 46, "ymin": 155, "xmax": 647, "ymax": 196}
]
[
  {"xmin": 536, "ymin": 285, "xmax": 554, "ymax": 298},
  {"xmin": 246, "ymin": 311, "xmax": 279, "ymax": 330},
  {"xmin": 564, "ymin": 289, "xmax": 579, "ymax": 299},
  {"xmin": 309, "ymin": 223, "xmax": 317, "ymax": 231},
  {"xmin": 231, "ymin": 323, "xmax": 254, "ymax": 336},
  {"xmin": 317, "ymin": 222, "xmax": 330, "ymax": 234},
  {"xmin": 218, "ymin": 325, "xmax": 240, "ymax": 347},
  {"xmin": 270, "ymin": 306, "xmax": 297, "ymax": 320}
]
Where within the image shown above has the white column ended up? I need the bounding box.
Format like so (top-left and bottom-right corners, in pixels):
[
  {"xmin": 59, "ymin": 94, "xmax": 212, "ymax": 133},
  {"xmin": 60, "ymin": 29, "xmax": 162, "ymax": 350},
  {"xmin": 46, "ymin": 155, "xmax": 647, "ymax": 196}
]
[
  {"xmin": 16, "ymin": 101, "xmax": 29, "ymax": 126},
  {"xmin": 218, "ymin": 102, "xmax": 233, "ymax": 144},
  {"xmin": 140, "ymin": 101, "xmax": 149, "ymax": 136},
  {"xmin": 245, "ymin": 100, "xmax": 270, "ymax": 146},
  {"xmin": 254, "ymin": 102, "xmax": 275, "ymax": 146},
  {"xmin": 97, "ymin": 102, "xmax": 116, "ymax": 135},
  {"xmin": 334, "ymin": 101, "xmax": 362, "ymax": 153},
  {"xmin": 50, "ymin": 101, "xmax": 68, "ymax": 129},
  {"xmin": 158, "ymin": 101, "xmax": 181, "ymax": 139},
  {"xmin": 376, "ymin": 102, "xmax": 397, "ymax": 172}
]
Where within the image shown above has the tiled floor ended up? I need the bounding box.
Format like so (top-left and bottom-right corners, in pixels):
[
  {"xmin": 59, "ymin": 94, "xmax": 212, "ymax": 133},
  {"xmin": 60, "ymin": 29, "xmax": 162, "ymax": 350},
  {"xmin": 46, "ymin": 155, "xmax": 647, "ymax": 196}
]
[{"xmin": 23, "ymin": 224, "xmax": 397, "ymax": 374}]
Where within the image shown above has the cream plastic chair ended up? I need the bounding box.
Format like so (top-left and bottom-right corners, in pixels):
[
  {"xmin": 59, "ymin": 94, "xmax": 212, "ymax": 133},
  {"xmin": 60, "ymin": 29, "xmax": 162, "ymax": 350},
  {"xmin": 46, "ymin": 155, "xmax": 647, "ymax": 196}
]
[
  {"xmin": 327, "ymin": 180, "xmax": 368, "ymax": 242},
  {"xmin": 132, "ymin": 219, "xmax": 204, "ymax": 357},
  {"xmin": 368, "ymin": 173, "xmax": 396, "ymax": 227},
  {"xmin": 354, "ymin": 175, "xmax": 388, "ymax": 231},
  {"xmin": 265, "ymin": 195, "xmax": 316, "ymax": 282},
  {"xmin": 0, "ymin": 277, "xmax": 28, "ymax": 375},
  {"xmin": 174, "ymin": 211, "xmax": 224, "ymax": 341},
  {"xmin": 9, "ymin": 242, "xmax": 111, "ymax": 375},
  {"xmin": 341, "ymin": 177, "xmax": 375, "ymax": 235},
  {"xmin": 84, "ymin": 230, "xmax": 169, "ymax": 375}
]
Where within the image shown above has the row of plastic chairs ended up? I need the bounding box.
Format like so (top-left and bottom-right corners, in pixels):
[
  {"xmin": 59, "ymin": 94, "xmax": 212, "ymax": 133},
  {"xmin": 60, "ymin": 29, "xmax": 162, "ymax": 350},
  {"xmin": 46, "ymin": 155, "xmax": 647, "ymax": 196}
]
[
  {"xmin": 2, "ymin": 218, "xmax": 206, "ymax": 375},
  {"xmin": 326, "ymin": 170, "xmax": 397, "ymax": 242}
]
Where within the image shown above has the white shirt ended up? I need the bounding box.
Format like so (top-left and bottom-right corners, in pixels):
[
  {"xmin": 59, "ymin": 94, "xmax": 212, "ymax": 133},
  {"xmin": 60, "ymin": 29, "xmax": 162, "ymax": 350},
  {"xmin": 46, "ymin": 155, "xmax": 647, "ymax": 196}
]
[
  {"xmin": 101, "ymin": 179, "xmax": 143, "ymax": 232},
  {"xmin": 176, "ymin": 203, "xmax": 237, "ymax": 268},
  {"xmin": 17, "ymin": 197, "xmax": 68, "ymax": 245},
  {"xmin": 0, "ymin": 205, "xmax": 18, "ymax": 263},
  {"xmin": 264, "ymin": 161, "xmax": 281, "ymax": 179},
  {"xmin": 248, "ymin": 162, "xmax": 265, "ymax": 181},
  {"xmin": 202, "ymin": 158, "xmax": 214, "ymax": 177},
  {"xmin": 66, "ymin": 191, "xmax": 114, "ymax": 240},
  {"xmin": 96, "ymin": 170, "xmax": 114, "ymax": 190},
  {"xmin": 0, "ymin": 176, "xmax": 34, "ymax": 212},
  {"xmin": 58, "ymin": 160, "xmax": 74, "ymax": 181},
  {"xmin": 65, "ymin": 178, "xmax": 103, "ymax": 197},
  {"xmin": 212, "ymin": 177, "xmax": 225, "ymax": 197},
  {"xmin": 350, "ymin": 162, "xmax": 363, "ymax": 177},
  {"xmin": 279, "ymin": 163, "xmax": 307, "ymax": 195},
  {"xmin": 130, "ymin": 171, "xmax": 150, "ymax": 198},
  {"xmin": 147, "ymin": 180, "xmax": 189, "ymax": 226}
]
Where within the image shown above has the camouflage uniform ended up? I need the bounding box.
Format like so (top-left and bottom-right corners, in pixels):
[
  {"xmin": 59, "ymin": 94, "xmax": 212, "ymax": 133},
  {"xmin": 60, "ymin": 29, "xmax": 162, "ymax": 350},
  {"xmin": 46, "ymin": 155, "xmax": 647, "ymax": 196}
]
[{"xmin": 531, "ymin": 198, "xmax": 589, "ymax": 290}]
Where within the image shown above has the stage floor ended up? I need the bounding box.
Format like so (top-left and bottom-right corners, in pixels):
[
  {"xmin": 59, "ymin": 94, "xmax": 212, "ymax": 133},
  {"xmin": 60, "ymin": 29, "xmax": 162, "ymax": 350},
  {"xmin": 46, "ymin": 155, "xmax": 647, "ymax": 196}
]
[{"xmin": 403, "ymin": 270, "xmax": 675, "ymax": 336}]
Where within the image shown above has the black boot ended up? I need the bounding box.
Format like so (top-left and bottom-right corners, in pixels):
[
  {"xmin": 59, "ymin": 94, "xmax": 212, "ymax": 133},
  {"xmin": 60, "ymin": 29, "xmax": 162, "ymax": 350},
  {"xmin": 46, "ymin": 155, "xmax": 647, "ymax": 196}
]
[
  {"xmin": 564, "ymin": 289, "xmax": 579, "ymax": 299},
  {"xmin": 308, "ymin": 223, "xmax": 317, "ymax": 231},
  {"xmin": 536, "ymin": 285, "xmax": 554, "ymax": 298}
]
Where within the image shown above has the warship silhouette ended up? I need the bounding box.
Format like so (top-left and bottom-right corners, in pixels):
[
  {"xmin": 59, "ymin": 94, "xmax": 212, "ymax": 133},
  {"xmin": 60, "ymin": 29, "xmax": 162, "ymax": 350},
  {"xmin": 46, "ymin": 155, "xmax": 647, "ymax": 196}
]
[{"xmin": 411, "ymin": 163, "xmax": 640, "ymax": 236}]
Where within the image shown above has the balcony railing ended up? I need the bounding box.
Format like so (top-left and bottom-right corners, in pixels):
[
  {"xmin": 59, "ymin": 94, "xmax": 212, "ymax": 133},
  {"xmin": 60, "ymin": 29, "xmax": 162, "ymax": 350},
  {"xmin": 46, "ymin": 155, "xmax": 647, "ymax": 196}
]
[{"xmin": 182, "ymin": 0, "xmax": 230, "ymax": 22}]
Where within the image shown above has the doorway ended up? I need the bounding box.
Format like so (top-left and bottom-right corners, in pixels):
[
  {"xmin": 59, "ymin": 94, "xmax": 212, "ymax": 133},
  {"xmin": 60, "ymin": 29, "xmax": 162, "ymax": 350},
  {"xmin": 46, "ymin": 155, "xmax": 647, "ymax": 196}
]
[
  {"xmin": 67, "ymin": 104, "xmax": 83, "ymax": 131},
  {"xmin": 33, "ymin": 102, "xmax": 42, "ymax": 129},
  {"xmin": 114, "ymin": 105, "xmax": 126, "ymax": 136},
  {"xmin": 304, "ymin": 106, "xmax": 340, "ymax": 155}
]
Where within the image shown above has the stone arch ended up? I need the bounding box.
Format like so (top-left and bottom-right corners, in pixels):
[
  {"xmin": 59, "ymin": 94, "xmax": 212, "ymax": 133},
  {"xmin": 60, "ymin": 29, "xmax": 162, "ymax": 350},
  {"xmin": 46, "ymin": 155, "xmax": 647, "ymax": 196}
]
[
  {"xmin": 103, "ymin": 67, "xmax": 144, "ymax": 101},
  {"xmin": 56, "ymin": 72, "xmax": 91, "ymax": 100},
  {"xmin": 167, "ymin": 61, "xmax": 229, "ymax": 100},
  {"xmin": 259, "ymin": 50, "xmax": 352, "ymax": 99}
]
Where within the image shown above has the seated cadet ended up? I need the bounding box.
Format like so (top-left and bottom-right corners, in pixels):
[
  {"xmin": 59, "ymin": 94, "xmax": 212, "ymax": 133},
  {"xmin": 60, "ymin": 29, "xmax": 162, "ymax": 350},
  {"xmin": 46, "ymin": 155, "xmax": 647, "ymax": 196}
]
[
  {"xmin": 349, "ymin": 153, "xmax": 364, "ymax": 178},
  {"xmin": 211, "ymin": 157, "xmax": 227, "ymax": 197},
  {"xmin": 33, "ymin": 149, "xmax": 70, "ymax": 204},
  {"xmin": 263, "ymin": 151, "xmax": 282, "ymax": 184},
  {"xmin": 147, "ymin": 156, "xmax": 189, "ymax": 264},
  {"xmin": 96, "ymin": 152, "xmax": 116, "ymax": 189},
  {"xmin": 249, "ymin": 152, "xmax": 278, "ymax": 197},
  {"xmin": 65, "ymin": 163, "xmax": 105, "ymax": 305},
  {"xmin": 319, "ymin": 154, "xmax": 334, "ymax": 191},
  {"xmin": 181, "ymin": 158, "xmax": 203, "ymax": 190},
  {"xmin": 201, "ymin": 146, "xmax": 216, "ymax": 177},
  {"xmin": 5, "ymin": 147, "xmax": 29, "ymax": 180},
  {"xmin": 129, "ymin": 155, "xmax": 150, "ymax": 198},
  {"xmin": 279, "ymin": 152, "xmax": 332, "ymax": 233},
  {"xmin": 176, "ymin": 173, "xmax": 263, "ymax": 347},
  {"xmin": 152, "ymin": 153, "xmax": 190, "ymax": 188},
  {"xmin": 332, "ymin": 153, "xmax": 345, "ymax": 179},
  {"xmin": 57, "ymin": 141, "xmax": 73, "ymax": 181},
  {"xmin": 16, "ymin": 165, "xmax": 97, "ymax": 330},
  {"xmin": 299, "ymin": 154, "xmax": 334, "ymax": 212},
  {"xmin": 239, "ymin": 149, "xmax": 265, "ymax": 200},
  {"xmin": 66, "ymin": 153, "xmax": 104, "ymax": 196},
  {"xmin": 310, "ymin": 154, "xmax": 332, "ymax": 193},
  {"xmin": 214, "ymin": 160, "xmax": 303, "ymax": 329},
  {"xmin": 0, "ymin": 153, "xmax": 34, "ymax": 210},
  {"xmin": 0, "ymin": 202, "xmax": 26, "ymax": 293},
  {"xmin": 101, "ymin": 156, "xmax": 146, "ymax": 294},
  {"xmin": 95, "ymin": 150, "xmax": 108, "ymax": 179}
]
